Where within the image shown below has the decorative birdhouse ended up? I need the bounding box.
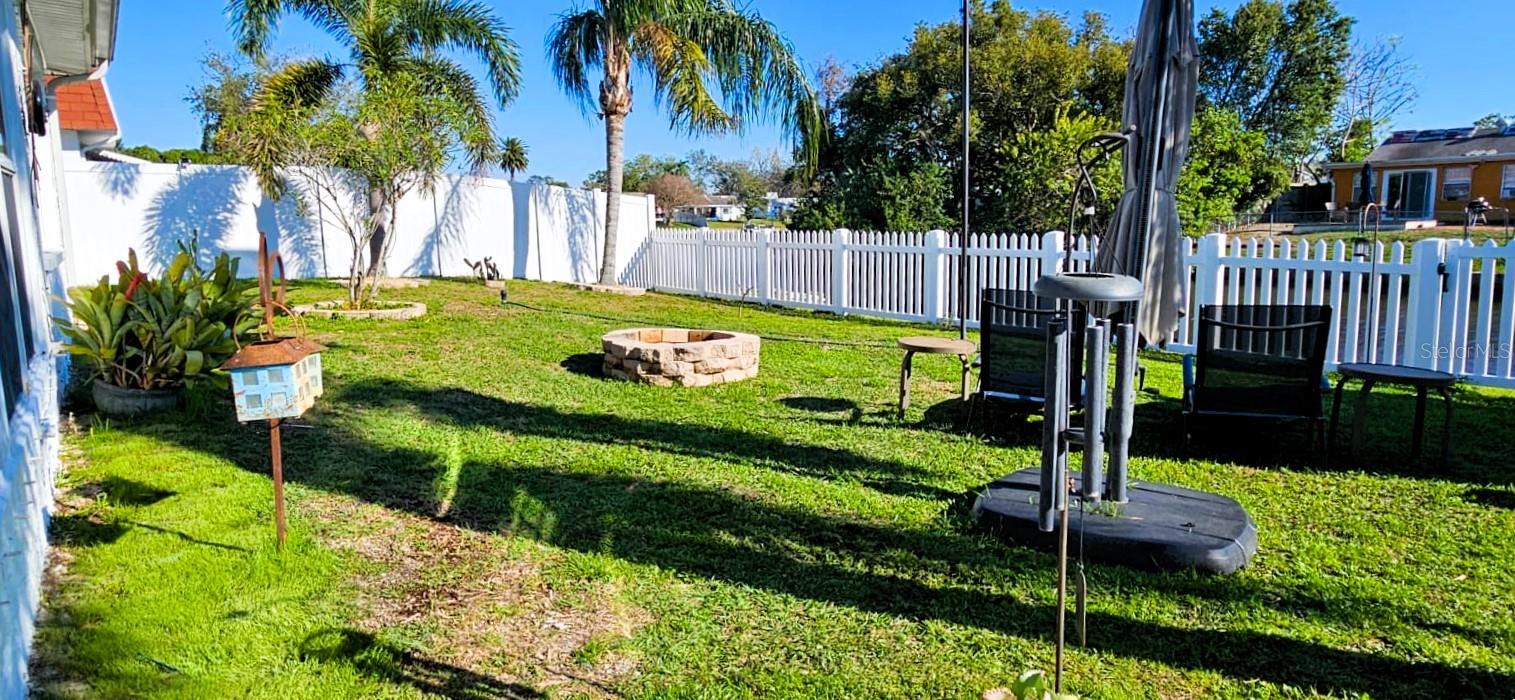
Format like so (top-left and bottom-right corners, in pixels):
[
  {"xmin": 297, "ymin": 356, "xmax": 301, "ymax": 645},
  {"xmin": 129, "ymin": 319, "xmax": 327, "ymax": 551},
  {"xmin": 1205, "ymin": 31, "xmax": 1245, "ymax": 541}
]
[{"xmin": 223, "ymin": 337, "xmax": 327, "ymax": 421}]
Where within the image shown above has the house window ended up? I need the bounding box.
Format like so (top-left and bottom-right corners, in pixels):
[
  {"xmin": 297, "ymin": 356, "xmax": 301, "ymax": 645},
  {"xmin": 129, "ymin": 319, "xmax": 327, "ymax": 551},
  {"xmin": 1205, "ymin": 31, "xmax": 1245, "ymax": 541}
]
[
  {"xmin": 1442, "ymin": 166, "xmax": 1472, "ymax": 201},
  {"xmin": 0, "ymin": 170, "xmax": 32, "ymax": 411},
  {"xmin": 1504, "ymin": 165, "xmax": 1515, "ymax": 200}
]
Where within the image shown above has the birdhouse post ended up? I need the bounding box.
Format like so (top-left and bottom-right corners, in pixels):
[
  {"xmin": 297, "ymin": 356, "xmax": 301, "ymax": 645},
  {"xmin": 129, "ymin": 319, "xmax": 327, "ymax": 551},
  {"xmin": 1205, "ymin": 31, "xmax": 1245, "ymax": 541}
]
[{"xmin": 223, "ymin": 232, "xmax": 324, "ymax": 549}]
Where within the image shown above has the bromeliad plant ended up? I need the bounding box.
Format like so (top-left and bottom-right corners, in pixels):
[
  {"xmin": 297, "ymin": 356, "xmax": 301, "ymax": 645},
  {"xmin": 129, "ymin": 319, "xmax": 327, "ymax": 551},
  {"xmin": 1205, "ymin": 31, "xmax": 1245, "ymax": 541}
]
[{"xmin": 55, "ymin": 247, "xmax": 259, "ymax": 390}]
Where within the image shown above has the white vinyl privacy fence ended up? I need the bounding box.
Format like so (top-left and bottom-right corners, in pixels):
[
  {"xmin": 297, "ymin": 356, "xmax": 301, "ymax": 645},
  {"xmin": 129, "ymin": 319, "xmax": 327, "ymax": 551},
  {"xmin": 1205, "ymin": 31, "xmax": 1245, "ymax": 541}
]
[{"xmin": 622, "ymin": 228, "xmax": 1515, "ymax": 388}]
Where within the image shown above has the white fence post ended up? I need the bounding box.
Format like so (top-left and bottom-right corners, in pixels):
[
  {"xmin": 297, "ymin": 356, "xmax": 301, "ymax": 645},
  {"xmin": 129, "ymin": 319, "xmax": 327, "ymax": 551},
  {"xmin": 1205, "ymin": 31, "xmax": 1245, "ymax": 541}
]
[
  {"xmin": 923, "ymin": 229, "xmax": 945, "ymax": 323},
  {"xmin": 1040, "ymin": 231, "xmax": 1066, "ymax": 278},
  {"xmin": 695, "ymin": 227, "xmax": 709, "ymax": 298},
  {"xmin": 756, "ymin": 229, "xmax": 771, "ymax": 305},
  {"xmin": 831, "ymin": 228, "xmax": 850, "ymax": 314},
  {"xmin": 1190, "ymin": 233, "xmax": 1227, "ymax": 343},
  {"xmin": 1404, "ymin": 238, "xmax": 1447, "ymax": 369}
]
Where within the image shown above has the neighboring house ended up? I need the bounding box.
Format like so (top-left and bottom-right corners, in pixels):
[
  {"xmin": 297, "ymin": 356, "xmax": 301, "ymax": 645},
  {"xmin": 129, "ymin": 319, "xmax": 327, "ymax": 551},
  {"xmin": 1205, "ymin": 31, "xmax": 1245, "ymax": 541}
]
[
  {"xmin": 762, "ymin": 191, "xmax": 797, "ymax": 220},
  {"xmin": 673, "ymin": 194, "xmax": 746, "ymax": 225},
  {"xmin": 0, "ymin": 0, "xmax": 120, "ymax": 696},
  {"xmin": 1325, "ymin": 125, "xmax": 1515, "ymax": 224}
]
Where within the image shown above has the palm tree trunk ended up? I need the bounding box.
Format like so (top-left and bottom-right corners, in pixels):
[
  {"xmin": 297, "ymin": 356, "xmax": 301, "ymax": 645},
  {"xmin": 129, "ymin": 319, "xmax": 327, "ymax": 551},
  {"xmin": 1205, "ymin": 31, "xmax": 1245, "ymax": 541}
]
[
  {"xmin": 366, "ymin": 186, "xmax": 388, "ymax": 283},
  {"xmin": 599, "ymin": 110, "xmax": 626, "ymax": 286}
]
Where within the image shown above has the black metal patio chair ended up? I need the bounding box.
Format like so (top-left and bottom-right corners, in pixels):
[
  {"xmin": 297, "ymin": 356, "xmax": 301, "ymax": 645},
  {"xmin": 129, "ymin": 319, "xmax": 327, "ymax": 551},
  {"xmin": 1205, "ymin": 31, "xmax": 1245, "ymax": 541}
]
[
  {"xmin": 975, "ymin": 289, "xmax": 1087, "ymax": 412},
  {"xmin": 1182, "ymin": 304, "xmax": 1333, "ymax": 452}
]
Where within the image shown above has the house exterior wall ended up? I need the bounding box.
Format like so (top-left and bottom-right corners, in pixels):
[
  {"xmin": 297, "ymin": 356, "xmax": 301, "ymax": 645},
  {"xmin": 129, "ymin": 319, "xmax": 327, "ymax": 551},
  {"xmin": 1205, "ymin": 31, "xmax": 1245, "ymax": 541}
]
[
  {"xmin": 1333, "ymin": 158, "xmax": 1515, "ymax": 219},
  {"xmin": 0, "ymin": 0, "xmax": 72, "ymax": 695}
]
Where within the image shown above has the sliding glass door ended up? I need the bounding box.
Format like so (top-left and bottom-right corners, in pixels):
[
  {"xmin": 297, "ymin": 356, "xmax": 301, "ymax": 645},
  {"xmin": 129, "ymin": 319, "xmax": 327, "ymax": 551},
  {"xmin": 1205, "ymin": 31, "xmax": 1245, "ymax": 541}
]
[{"xmin": 1383, "ymin": 170, "xmax": 1434, "ymax": 219}]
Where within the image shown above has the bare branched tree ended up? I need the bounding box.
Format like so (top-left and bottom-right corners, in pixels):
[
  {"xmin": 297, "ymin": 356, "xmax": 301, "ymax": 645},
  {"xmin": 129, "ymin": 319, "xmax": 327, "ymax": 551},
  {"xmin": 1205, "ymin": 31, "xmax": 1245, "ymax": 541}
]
[{"xmin": 1327, "ymin": 36, "xmax": 1418, "ymax": 163}]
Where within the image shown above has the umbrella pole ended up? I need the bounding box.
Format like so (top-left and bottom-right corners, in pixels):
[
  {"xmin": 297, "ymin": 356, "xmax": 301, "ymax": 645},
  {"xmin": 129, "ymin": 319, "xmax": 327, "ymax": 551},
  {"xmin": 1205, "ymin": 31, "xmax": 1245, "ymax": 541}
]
[
  {"xmin": 958, "ymin": 0, "xmax": 971, "ymax": 339},
  {"xmin": 1130, "ymin": 0, "xmax": 1176, "ymax": 329}
]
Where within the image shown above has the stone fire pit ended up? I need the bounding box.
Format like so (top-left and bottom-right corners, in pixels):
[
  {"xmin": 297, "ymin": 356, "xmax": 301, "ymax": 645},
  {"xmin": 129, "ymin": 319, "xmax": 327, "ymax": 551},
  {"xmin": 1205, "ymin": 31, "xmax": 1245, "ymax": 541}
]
[{"xmin": 601, "ymin": 328, "xmax": 760, "ymax": 387}]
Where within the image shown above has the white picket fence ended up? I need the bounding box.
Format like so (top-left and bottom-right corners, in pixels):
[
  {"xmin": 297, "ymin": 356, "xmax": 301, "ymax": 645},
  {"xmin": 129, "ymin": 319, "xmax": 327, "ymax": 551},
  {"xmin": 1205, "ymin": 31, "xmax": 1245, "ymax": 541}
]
[{"xmin": 622, "ymin": 228, "xmax": 1515, "ymax": 388}]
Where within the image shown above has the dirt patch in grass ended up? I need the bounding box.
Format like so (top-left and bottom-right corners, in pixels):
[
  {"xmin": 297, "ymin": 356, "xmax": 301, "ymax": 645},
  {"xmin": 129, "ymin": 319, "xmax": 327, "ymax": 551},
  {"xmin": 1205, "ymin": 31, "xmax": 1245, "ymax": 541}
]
[{"xmin": 304, "ymin": 494, "xmax": 649, "ymax": 696}]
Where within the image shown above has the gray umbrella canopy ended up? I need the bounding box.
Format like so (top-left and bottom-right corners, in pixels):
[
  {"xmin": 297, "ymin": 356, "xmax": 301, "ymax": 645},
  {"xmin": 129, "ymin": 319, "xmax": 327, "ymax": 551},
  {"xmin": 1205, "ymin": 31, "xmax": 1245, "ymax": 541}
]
[{"xmin": 1094, "ymin": 0, "xmax": 1198, "ymax": 343}]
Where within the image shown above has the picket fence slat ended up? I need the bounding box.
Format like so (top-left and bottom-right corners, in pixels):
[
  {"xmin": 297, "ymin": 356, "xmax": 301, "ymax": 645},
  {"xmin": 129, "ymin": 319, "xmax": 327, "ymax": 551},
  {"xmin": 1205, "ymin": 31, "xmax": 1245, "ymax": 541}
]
[{"xmin": 623, "ymin": 228, "xmax": 1515, "ymax": 387}]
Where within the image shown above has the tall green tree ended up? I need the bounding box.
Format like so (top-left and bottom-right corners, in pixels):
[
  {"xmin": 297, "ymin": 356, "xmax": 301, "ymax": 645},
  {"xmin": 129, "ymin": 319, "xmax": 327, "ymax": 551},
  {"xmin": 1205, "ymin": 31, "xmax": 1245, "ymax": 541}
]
[
  {"xmin": 1198, "ymin": 0, "xmax": 1352, "ymax": 165},
  {"xmin": 1178, "ymin": 106, "xmax": 1286, "ymax": 232},
  {"xmin": 228, "ymin": 0, "xmax": 521, "ymax": 279},
  {"xmin": 799, "ymin": 2, "xmax": 1129, "ymax": 233},
  {"xmin": 1475, "ymin": 113, "xmax": 1512, "ymax": 130},
  {"xmin": 547, "ymin": 0, "xmax": 822, "ymax": 286},
  {"xmin": 499, "ymin": 137, "xmax": 529, "ymax": 180}
]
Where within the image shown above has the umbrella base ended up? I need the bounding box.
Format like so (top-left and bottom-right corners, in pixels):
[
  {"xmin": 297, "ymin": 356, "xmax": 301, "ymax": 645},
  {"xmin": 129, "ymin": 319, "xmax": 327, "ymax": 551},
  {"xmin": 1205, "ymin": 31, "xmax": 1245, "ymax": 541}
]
[{"xmin": 972, "ymin": 468, "xmax": 1256, "ymax": 575}]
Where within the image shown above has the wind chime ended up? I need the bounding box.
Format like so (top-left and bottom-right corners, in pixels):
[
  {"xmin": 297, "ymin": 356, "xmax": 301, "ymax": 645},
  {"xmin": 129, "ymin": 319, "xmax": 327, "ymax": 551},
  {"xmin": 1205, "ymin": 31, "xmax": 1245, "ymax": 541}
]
[{"xmin": 222, "ymin": 232, "xmax": 326, "ymax": 549}]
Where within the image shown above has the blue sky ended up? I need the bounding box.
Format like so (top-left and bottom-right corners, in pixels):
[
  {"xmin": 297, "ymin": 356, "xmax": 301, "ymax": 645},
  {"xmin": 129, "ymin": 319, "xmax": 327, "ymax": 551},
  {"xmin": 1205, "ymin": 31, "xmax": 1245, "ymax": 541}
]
[{"xmin": 108, "ymin": 0, "xmax": 1507, "ymax": 183}]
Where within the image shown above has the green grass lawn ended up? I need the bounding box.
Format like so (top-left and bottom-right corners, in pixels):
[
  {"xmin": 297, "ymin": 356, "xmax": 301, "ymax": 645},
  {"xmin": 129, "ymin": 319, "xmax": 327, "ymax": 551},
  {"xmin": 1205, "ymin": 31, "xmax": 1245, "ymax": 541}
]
[
  {"xmin": 1232, "ymin": 225, "xmax": 1512, "ymax": 249},
  {"xmin": 30, "ymin": 280, "xmax": 1515, "ymax": 699}
]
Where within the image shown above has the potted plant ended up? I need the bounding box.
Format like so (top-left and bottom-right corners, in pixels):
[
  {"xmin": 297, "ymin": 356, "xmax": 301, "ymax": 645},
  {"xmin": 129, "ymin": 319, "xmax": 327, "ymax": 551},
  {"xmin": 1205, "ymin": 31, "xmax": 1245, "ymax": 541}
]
[{"xmin": 55, "ymin": 247, "xmax": 258, "ymax": 416}]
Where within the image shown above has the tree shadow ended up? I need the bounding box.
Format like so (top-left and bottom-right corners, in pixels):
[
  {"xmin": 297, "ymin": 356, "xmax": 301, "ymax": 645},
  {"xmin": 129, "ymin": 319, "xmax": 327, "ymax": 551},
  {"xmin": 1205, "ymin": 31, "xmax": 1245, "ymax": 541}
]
[
  {"xmin": 94, "ymin": 161, "xmax": 142, "ymax": 200},
  {"xmin": 138, "ymin": 166, "xmax": 250, "ymax": 273},
  {"xmin": 329, "ymin": 378, "xmax": 954, "ymax": 500},
  {"xmin": 298, "ymin": 629, "xmax": 543, "ymax": 700},
  {"xmin": 120, "ymin": 380, "xmax": 1515, "ymax": 697},
  {"xmin": 405, "ymin": 176, "xmax": 475, "ymax": 277}
]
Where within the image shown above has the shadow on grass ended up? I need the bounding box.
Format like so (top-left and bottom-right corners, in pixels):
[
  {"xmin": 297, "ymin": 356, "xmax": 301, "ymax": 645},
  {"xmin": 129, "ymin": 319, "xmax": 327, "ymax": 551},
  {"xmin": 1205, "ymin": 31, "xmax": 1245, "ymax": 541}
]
[
  {"xmin": 1466, "ymin": 487, "xmax": 1515, "ymax": 510},
  {"xmin": 558, "ymin": 353, "xmax": 604, "ymax": 379},
  {"xmin": 48, "ymin": 513, "xmax": 130, "ymax": 547},
  {"xmin": 1131, "ymin": 355, "xmax": 1515, "ymax": 485},
  {"xmin": 332, "ymin": 378, "xmax": 954, "ymax": 500},
  {"xmin": 299, "ymin": 629, "xmax": 543, "ymax": 700},
  {"xmin": 121, "ymin": 379, "xmax": 1514, "ymax": 698},
  {"xmin": 69, "ymin": 475, "xmax": 175, "ymax": 507},
  {"xmin": 779, "ymin": 396, "xmax": 864, "ymax": 425}
]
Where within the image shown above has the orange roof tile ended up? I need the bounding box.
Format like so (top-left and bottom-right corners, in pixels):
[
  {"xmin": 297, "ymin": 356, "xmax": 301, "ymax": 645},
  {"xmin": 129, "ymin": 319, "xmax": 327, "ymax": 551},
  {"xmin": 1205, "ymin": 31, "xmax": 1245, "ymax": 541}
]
[{"xmin": 48, "ymin": 78, "xmax": 117, "ymax": 132}]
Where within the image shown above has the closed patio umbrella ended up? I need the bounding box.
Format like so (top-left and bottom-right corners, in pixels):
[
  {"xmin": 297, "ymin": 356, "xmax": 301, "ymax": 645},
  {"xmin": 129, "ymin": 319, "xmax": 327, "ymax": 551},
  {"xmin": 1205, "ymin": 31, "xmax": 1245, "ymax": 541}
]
[
  {"xmin": 1357, "ymin": 162, "xmax": 1375, "ymax": 208},
  {"xmin": 1094, "ymin": 0, "xmax": 1198, "ymax": 344}
]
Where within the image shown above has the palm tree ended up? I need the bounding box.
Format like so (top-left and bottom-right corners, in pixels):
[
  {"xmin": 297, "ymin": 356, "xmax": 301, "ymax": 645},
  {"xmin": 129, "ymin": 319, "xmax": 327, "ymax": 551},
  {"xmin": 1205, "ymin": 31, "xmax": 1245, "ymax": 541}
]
[
  {"xmin": 230, "ymin": 0, "xmax": 521, "ymax": 279},
  {"xmin": 547, "ymin": 0, "xmax": 822, "ymax": 286},
  {"xmin": 499, "ymin": 137, "xmax": 529, "ymax": 180}
]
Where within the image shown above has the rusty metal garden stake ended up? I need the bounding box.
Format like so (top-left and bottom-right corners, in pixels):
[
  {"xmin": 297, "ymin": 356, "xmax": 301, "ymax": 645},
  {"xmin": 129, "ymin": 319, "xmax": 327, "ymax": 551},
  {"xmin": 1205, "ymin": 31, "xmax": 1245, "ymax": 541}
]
[
  {"xmin": 270, "ymin": 418, "xmax": 286, "ymax": 549},
  {"xmin": 225, "ymin": 232, "xmax": 325, "ymax": 551}
]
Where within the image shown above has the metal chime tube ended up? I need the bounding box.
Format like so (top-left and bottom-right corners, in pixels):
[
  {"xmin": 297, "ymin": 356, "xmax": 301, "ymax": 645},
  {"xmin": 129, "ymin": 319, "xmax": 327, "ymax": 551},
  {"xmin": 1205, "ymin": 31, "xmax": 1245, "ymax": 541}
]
[
  {"xmin": 1082, "ymin": 320, "xmax": 1109, "ymax": 502},
  {"xmin": 1039, "ymin": 317, "xmax": 1069, "ymax": 532},
  {"xmin": 1107, "ymin": 322, "xmax": 1137, "ymax": 503}
]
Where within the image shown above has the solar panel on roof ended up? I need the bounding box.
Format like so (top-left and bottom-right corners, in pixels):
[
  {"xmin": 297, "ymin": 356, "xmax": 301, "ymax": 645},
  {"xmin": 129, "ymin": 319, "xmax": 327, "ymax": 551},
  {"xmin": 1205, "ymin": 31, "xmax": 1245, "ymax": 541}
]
[
  {"xmin": 1446, "ymin": 127, "xmax": 1475, "ymax": 140},
  {"xmin": 1386, "ymin": 131, "xmax": 1418, "ymax": 144},
  {"xmin": 1504, "ymin": 124, "xmax": 1515, "ymax": 136},
  {"xmin": 1413, "ymin": 130, "xmax": 1449, "ymax": 142}
]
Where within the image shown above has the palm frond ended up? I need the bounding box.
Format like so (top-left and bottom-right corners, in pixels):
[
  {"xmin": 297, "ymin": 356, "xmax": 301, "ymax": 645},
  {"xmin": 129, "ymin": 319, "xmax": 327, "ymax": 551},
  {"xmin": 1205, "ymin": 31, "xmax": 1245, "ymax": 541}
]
[
  {"xmin": 231, "ymin": 0, "xmax": 356, "ymax": 58},
  {"xmin": 254, "ymin": 58, "xmax": 344, "ymax": 110},
  {"xmin": 404, "ymin": 54, "xmax": 498, "ymax": 172},
  {"xmin": 664, "ymin": 3, "xmax": 823, "ymax": 169},
  {"xmin": 391, "ymin": 0, "xmax": 522, "ymax": 107},
  {"xmin": 546, "ymin": 9, "xmax": 608, "ymax": 117},
  {"xmin": 631, "ymin": 21, "xmax": 736, "ymax": 133}
]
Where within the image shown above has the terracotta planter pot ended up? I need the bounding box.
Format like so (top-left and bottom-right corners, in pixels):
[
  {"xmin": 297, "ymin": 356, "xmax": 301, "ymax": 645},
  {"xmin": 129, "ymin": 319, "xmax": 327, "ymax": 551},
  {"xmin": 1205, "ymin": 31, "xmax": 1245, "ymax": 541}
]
[{"xmin": 91, "ymin": 379, "xmax": 182, "ymax": 417}]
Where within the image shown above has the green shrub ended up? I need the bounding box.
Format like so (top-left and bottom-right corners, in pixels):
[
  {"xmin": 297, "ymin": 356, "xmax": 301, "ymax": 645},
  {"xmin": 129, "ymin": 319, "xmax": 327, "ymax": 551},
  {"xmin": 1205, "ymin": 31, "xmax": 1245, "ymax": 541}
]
[{"xmin": 54, "ymin": 246, "xmax": 259, "ymax": 390}]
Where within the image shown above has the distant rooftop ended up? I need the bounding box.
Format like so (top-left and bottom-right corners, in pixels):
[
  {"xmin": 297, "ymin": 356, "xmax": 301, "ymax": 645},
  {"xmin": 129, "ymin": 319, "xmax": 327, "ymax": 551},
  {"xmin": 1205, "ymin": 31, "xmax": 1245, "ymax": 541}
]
[{"xmin": 1361, "ymin": 125, "xmax": 1515, "ymax": 164}]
